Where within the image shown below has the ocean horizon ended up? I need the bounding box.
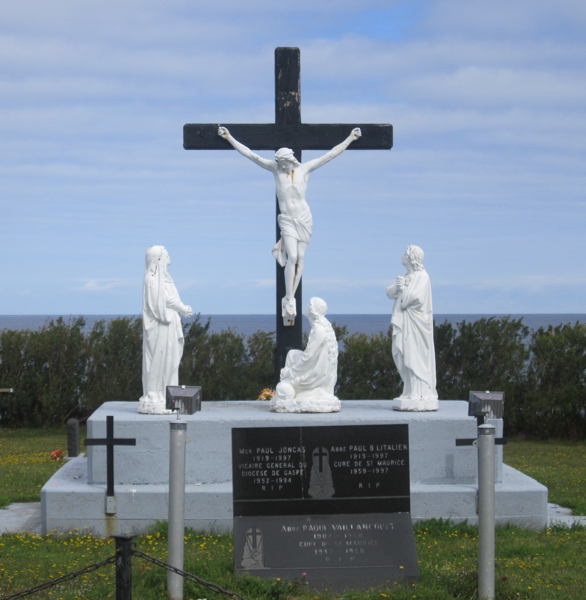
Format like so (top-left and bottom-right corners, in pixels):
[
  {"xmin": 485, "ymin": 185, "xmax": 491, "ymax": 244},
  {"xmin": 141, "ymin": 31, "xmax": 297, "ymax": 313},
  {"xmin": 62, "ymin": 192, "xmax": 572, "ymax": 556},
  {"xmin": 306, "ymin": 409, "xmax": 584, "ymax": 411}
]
[{"xmin": 1, "ymin": 314, "xmax": 585, "ymax": 338}]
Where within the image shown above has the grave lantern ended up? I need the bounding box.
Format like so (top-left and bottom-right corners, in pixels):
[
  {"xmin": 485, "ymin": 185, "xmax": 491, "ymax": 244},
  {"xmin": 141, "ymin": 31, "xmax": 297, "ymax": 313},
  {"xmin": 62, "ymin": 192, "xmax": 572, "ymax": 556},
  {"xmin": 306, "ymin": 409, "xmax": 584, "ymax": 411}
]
[
  {"xmin": 468, "ymin": 391, "xmax": 505, "ymax": 426},
  {"xmin": 166, "ymin": 385, "xmax": 202, "ymax": 415}
]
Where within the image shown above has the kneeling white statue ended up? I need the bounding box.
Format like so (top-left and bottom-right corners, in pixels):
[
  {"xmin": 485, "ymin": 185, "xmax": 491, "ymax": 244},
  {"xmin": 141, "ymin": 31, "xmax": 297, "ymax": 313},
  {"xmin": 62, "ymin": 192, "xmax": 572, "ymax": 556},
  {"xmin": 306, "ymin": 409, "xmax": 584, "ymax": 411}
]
[
  {"xmin": 270, "ymin": 297, "xmax": 340, "ymax": 413},
  {"xmin": 387, "ymin": 245, "xmax": 438, "ymax": 412},
  {"xmin": 138, "ymin": 246, "xmax": 193, "ymax": 415}
]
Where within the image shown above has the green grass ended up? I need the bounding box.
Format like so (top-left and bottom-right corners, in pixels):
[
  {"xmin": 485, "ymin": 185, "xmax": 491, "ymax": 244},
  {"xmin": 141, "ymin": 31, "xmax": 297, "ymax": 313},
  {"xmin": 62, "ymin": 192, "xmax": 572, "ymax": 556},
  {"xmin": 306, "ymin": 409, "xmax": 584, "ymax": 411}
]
[
  {"xmin": 504, "ymin": 439, "xmax": 586, "ymax": 515},
  {"xmin": 0, "ymin": 427, "xmax": 79, "ymax": 509},
  {"xmin": 0, "ymin": 521, "xmax": 584, "ymax": 599}
]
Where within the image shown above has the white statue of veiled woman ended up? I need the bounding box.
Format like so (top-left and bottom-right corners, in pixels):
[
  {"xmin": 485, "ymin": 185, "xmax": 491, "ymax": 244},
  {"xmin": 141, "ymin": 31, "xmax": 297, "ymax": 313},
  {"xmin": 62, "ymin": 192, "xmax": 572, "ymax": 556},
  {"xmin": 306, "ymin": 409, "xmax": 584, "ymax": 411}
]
[
  {"xmin": 270, "ymin": 297, "xmax": 340, "ymax": 413},
  {"xmin": 387, "ymin": 245, "xmax": 438, "ymax": 411},
  {"xmin": 138, "ymin": 246, "xmax": 192, "ymax": 415}
]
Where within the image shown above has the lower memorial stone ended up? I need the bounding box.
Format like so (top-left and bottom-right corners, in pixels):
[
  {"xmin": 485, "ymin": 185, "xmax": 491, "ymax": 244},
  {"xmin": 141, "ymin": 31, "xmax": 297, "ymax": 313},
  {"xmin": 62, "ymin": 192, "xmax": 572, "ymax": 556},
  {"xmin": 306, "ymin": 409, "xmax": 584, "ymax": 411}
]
[{"xmin": 232, "ymin": 424, "xmax": 420, "ymax": 590}]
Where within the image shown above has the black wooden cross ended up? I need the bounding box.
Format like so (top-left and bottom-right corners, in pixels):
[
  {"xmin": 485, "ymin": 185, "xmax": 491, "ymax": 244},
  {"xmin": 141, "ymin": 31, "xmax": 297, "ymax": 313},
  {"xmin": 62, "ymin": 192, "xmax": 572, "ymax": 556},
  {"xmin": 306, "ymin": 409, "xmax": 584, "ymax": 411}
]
[
  {"xmin": 184, "ymin": 47, "xmax": 393, "ymax": 378},
  {"xmin": 313, "ymin": 447, "xmax": 328, "ymax": 472},
  {"xmin": 84, "ymin": 415, "xmax": 136, "ymax": 498}
]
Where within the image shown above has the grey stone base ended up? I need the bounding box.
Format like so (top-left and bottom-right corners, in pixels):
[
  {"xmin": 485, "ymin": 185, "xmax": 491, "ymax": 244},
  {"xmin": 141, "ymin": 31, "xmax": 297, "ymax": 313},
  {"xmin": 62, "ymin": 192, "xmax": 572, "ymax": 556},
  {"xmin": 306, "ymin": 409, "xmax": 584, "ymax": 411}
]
[
  {"xmin": 41, "ymin": 456, "xmax": 233, "ymax": 535},
  {"xmin": 41, "ymin": 458, "xmax": 547, "ymax": 536},
  {"xmin": 41, "ymin": 400, "xmax": 548, "ymax": 536},
  {"xmin": 412, "ymin": 465, "xmax": 547, "ymax": 529}
]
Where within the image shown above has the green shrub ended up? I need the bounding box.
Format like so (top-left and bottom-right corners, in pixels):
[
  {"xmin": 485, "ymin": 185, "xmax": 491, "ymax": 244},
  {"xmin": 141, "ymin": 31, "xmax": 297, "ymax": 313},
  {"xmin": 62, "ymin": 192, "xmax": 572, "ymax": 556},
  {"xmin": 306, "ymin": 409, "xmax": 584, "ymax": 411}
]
[
  {"xmin": 1, "ymin": 315, "xmax": 585, "ymax": 439},
  {"xmin": 84, "ymin": 317, "xmax": 143, "ymax": 414},
  {"xmin": 0, "ymin": 328, "xmax": 34, "ymax": 425},
  {"xmin": 511, "ymin": 323, "xmax": 586, "ymax": 439},
  {"xmin": 336, "ymin": 328, "xmax": 402, "ymax": 399},
  {"xmin": 435, "ymin": 316, "xmax": 529, "ymax": 402},
  {"xmin": 180, "ymin": 315, "xmax": 275, "ymax": 400},
  {"xmin": 0, "ymin": 317, "xmax": 87, "ymax": 426}
]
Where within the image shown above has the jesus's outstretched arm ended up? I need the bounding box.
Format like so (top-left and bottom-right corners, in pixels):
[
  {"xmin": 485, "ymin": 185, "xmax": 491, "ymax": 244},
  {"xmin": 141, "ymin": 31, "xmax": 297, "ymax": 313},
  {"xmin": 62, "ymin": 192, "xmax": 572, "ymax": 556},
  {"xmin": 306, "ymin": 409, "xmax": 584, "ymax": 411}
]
[
  {"xmin": 303, "ymin": 128, "xmax": 362, "ymax": 173},
  {"xmin": 218, "ymin": 127, "xmax": 275, "ymax": 171}
]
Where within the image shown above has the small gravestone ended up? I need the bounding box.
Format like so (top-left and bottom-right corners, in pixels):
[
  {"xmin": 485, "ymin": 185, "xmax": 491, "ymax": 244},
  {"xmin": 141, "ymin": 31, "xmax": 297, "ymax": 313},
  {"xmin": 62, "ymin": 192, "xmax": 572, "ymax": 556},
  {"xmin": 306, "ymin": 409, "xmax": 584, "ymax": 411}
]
[
  {"xmin": 232, "ymin": 424, "xmax": 419, "ymax": 591},
  {"xmin": 67, "ymin": 418, "xmax": 81, "ymax": 458}
]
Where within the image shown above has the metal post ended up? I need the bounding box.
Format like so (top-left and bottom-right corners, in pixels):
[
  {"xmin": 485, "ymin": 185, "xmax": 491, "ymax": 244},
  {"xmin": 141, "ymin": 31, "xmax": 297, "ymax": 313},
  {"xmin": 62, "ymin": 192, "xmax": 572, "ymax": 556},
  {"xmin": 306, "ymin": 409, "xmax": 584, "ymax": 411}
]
[
  {"xmin": 106, "ymin": 416, "xmax": 115, "ymax": 497},
  {"xmin": 112, "ymin": 534, "xmax": 135, "ymax": 600},
  {"xmin": 168, "ymin": 420, "xmax": 187, "ymax": 600},
  {"xmin": 477, "ymin": 424, "xmax": 496, "ymax": 600}
]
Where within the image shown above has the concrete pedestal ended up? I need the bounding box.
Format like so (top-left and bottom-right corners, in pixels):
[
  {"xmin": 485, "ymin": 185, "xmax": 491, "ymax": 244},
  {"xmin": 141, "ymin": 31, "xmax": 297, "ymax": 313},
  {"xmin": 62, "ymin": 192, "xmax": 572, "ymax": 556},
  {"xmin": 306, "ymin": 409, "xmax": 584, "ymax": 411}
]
[{"xmin": 41, "ymin": 400, "xmax": 547, "ymax": 536}]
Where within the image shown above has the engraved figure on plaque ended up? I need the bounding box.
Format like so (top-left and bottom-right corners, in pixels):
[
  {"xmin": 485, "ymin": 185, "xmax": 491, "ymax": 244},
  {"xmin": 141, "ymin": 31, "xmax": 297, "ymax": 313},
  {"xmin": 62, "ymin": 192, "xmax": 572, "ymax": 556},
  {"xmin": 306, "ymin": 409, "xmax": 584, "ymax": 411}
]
[
  {"xmin": 308, "ymin": 447, "xmax": 335, "ymax": 498},
  {"xmin": 241, "ymin": 526, "xmax": 265, "ymax": 569}
]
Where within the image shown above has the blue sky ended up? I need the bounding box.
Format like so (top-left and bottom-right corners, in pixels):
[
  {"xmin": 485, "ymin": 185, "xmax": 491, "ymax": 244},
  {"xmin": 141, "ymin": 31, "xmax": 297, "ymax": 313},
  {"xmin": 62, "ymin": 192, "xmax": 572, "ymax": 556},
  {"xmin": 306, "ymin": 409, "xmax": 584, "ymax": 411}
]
[{"xmin": 1, "ymin": 0, "xmax": 585, "ymax": 315}]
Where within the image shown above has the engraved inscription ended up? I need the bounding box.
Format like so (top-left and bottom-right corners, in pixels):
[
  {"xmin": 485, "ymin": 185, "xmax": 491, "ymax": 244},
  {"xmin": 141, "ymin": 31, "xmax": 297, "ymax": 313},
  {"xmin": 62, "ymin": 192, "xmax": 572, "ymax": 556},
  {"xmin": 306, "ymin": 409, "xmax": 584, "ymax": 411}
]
[{"xmin": 233, "ymin": 426, "xmax": 409, "ymax": 501}]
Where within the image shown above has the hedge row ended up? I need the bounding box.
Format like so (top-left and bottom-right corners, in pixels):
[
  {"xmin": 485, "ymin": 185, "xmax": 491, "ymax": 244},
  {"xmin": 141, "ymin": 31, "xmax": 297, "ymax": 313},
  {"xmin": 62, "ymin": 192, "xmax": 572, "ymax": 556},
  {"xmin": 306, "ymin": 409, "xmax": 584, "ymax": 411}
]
[{"xmin": 1, "ymin": 316, "xmax": 584, "ymax": 439}]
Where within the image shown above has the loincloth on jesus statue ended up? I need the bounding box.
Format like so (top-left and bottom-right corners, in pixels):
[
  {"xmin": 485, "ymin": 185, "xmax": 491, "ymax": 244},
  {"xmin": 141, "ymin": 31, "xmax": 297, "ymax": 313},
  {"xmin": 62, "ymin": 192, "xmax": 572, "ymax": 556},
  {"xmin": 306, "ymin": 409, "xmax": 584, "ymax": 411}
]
[{"xmin": 271, "ymin": 206, "xmax": 313, "ymax": 267}]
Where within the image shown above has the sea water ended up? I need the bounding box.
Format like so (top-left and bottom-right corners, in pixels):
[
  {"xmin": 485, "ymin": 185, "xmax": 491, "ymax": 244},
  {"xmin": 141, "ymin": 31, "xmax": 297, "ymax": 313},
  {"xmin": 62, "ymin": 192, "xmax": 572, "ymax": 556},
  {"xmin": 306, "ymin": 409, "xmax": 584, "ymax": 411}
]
[{"xmin": 1, "ymin": 314, "xmax": 585, "ymax": 337}]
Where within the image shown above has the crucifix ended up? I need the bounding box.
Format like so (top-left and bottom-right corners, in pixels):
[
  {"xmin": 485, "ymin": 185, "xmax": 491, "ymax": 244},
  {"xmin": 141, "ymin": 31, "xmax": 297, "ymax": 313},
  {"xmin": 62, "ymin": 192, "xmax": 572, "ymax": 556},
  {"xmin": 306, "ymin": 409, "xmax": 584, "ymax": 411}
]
[
  {"xmin": 84, "ymin": 415, "xmax": 136, "ymax": 514},
  {"xmin": 184, "ymin": 47, "xmax": 393, "ymax": 378}
]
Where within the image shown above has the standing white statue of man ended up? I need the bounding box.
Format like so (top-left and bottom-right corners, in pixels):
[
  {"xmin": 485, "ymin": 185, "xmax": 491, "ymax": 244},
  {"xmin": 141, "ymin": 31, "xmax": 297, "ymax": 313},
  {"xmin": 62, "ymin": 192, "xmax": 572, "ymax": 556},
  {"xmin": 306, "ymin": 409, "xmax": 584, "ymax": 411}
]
[
  {"xmin": 387, "ymin": 245, "xmax": 439, "ymax": 412},
  {"xmin": 138, "ymin": 246, "xmax": 193, "ymax": 415},
  {"xmin": 270, "ymin": 297, "xmax": 340, "ymax": 413},
  {"xmin": 218, "ymin": 126, "xmax": 362, "ymax": 324}
]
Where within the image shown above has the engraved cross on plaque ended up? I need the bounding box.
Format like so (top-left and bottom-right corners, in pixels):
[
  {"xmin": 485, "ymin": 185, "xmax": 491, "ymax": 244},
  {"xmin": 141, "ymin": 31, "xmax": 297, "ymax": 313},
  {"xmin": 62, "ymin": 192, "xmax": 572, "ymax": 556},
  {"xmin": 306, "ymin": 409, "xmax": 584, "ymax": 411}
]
[
  {"xmin": 314, "ymin": 447, "xmax": 328, "ymax": 472},
  {"xmin": 250, "ymin": 526, "xmax": 261, "ymax": 550},
  {"xmin": 183, "ymin": 47, "xmax": 393, "ymax": 380}
]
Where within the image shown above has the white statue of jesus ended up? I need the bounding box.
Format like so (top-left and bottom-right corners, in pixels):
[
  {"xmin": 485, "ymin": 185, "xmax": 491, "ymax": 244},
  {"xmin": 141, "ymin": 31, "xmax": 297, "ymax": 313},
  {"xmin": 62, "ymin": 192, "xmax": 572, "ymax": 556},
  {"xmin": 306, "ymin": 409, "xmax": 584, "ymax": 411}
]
[
  {"xmin": 387, "ymin": 245, "xmax": 438, "ymax": 412},
  {"xmin": 218, "ymin": 126, "xmax": 361, "ymax": 324}
]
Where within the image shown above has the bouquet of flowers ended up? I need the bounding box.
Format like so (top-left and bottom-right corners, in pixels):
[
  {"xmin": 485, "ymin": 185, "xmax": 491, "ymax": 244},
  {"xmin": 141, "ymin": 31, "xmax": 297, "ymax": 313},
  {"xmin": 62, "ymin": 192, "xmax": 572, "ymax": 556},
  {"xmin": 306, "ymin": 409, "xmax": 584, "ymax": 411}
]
[
  {"xmin": 51, "ymin": 449, "xmax": 64, "ymax": 461},
  {"xmin": 257, "ymin": 388, "xmax": 276, "ymax": 401}
]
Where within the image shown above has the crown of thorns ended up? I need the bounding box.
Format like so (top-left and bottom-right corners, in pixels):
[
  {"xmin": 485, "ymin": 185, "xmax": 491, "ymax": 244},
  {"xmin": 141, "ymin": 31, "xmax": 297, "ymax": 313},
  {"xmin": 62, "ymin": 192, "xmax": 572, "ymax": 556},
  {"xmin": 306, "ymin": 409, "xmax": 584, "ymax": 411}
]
[{"xmin": 275, "ymin": 148, "xmax": 295, "ymax": 161}]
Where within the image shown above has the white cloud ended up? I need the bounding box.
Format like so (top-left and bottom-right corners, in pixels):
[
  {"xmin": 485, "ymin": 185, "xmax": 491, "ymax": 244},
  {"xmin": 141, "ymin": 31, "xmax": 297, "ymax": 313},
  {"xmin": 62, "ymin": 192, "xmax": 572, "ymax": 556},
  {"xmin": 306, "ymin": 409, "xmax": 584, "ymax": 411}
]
[
  {"xmin": 305, "ymin": 278, "xmax": 389, "ymax": 288},
  {"xmin": 435, "ymin": 275, "xmax": 586, "ymax": 293},
  {"xmin": 77, "ymin": 279, "xmax": 134, "ymax": 292},
  {"xmin": 396, "ymin": 67, "xmax": 586, "ymax": 108},
  {"xmin": 255, "ymin": 280, "xmax": 275, "ymax": 288},
  {"xmin": 304, "ymin": 37, "xmax": 586, "ymax": 82},
  {"xmin": 424, "ymin": 0, "xmax": 586, "ymax": 39}
]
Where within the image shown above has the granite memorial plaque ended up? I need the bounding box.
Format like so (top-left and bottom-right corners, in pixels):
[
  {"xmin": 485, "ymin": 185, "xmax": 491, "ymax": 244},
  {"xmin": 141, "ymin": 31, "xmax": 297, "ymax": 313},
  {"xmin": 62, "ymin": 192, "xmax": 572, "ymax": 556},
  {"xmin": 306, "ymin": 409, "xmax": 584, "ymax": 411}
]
[{"xmin": 232, "ymin": 424, "xmax": 419, "ymax": 590}]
